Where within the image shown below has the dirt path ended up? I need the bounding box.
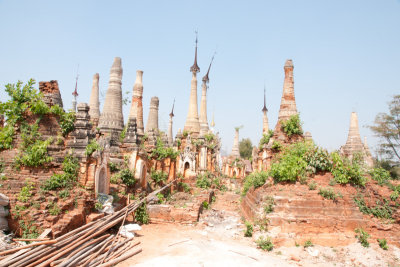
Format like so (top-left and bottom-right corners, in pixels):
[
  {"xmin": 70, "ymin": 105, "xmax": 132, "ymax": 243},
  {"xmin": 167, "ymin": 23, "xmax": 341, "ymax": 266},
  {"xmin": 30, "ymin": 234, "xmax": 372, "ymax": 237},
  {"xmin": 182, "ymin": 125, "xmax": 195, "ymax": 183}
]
[
  {"xmin": 117, "ymin": 191, "xmax": 400, "ymax": 267},
  {"xmin": 117, "ymin": 191, "xmax": 293, "ymax": 267}
]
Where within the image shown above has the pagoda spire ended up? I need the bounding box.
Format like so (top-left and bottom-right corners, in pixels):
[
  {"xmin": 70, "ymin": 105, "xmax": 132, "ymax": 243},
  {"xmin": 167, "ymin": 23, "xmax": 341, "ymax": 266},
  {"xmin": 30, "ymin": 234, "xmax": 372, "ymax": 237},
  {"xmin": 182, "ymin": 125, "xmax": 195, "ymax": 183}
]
[
  {"xmin": 168, "ymin": 99, "xmax": 175, "ymax": 146},
  {"xmin": 262, "ymin": 85, "xmax": 267, "ymax": 112},
  {"xmin": 262, "ymin": 84, "xmax": 269, "ymax": 134},
  {"xmin": 190, "ymin": 31, "xmax": 200, "ymax": 73},
  {"xmin": 200, "ymin": 54, "xmax": 215, "ymax": 135},
  {"xmin": 72, "ymin": 66, "xmax": 79, "ymax": 112},
  {"xmin": 184, "ymin": 32, "xmax": 201, "ymax": 134}
]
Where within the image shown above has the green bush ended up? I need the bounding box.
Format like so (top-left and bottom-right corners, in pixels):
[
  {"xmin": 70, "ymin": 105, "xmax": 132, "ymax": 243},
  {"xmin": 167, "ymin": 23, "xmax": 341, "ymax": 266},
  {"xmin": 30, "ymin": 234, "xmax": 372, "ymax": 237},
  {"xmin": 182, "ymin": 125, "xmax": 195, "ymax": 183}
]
[
  {"xmin": 48, "ymin": 202, "xmax": 61, "ymax": 216},
  {"xmin": 244, "ymin": 221, "xmax": 253, "ymax": 237},
  {"xmin": 242, "ymin": 171, "xmax": 269, "ymax": 195},
  {"xmin": 108, "ymin": 162, "xmax": 120, "ymax": 172},
  {"xmin": 271, "ymin": 141, "xmax": 282, "ymax": 151},
  {"xmin": 49, "ymin": 105, "xmax": 75, "ymax": 136},
  {"xmin": 135, "ymin": 202, "xmax": 149, "ymax": 224},
  {"xmin": 390, "ymin": 190, "xmax": 399, "ymax": 201},
  {"xmin": 355, "ymin": 228, "xmax": 369, "ymax": 247},
  {"xmin": 354, "ymin": 194, "xmax": 393, "ymax": 219},
  {"xmin": 0, "ymin": 125, "xmax": 14, "ymax": 150},
  {"xmin": 149, "ymin": 138, "xmax": 179, "ymax": 160},
  {"xmin": 304, "ymin": 239, "xmax": 313, "ymax": 248},
  {"xmin": 202, "ymin": 201, "xmax": 210, "ymax": 210},
  {"xmin": 281, "ymin": 114, "xmax": 303, "ymax": 137},
  {"xmin": 259, "ymin": 130, "xmax": 274, "ymax": 149},
  {"xmin": 369, "ymin": 167, "xmax": 391, "ymax": 186},
  {"xmin": 308, "ymin": 181, "xmax": 317, "ymax": 190},
  {"xmin": 85, "ymin": 139, "xmax": 102, "ymax": 157},
  {"xmin": 196, "ymin": 172, "xmax": 213, "ymax": 189},
  {"xmin": 318, "ymin": 187, "xmax": 340, "ymax": 202},
  {"xmin": 256, "ymin": 236, "xmax": 274, "ymax": 251},
  {"xmin": 331, "ymin": 152, "xmax": 366, "ymax": 186},
  {"xmin": 178, "ymin": 182, "xmax": 191, "ymax": 193},
  {"xmin": 19, "ymin": 221, "xmax": 39, "ymax": 240},
  {"xmin": 42, "ymin": 155, "xmax": 79, "ymax": 191},
  {"xmin": 264, "ymin": 196, "xmax": 275, "ymax": 214},
  {"xmin": 18, "ymin": 180, "xmax": 34, "ymax": 202},
  {"xmin": 304, "ymin": 147, "xmax": 332, "ymax": 173},
  {"xmin": 120, "ymin": 168, "xmax": 136, "ymax": 187},
  {"xmin": 15, "ymin": 138, "xmax": 53, "ymax": 168},
  {"xmin": 377, "ymin": 238, "xmax": 388, "ymax": 250},
  {"xmin": 58, "ymin": 189, "xmax": 70, "ymax": 199},
  {"xmin": 150, "ymin": 169, "xmax": 167, "ymax": 186}
]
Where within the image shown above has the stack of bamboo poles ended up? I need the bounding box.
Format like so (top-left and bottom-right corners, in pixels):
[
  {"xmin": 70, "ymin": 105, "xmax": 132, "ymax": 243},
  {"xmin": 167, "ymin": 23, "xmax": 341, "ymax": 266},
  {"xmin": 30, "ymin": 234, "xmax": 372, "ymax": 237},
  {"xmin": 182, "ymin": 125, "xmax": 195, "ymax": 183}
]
[{"xmin": 0, "ymin": 181, "xmax": 174, "ymax": 267}]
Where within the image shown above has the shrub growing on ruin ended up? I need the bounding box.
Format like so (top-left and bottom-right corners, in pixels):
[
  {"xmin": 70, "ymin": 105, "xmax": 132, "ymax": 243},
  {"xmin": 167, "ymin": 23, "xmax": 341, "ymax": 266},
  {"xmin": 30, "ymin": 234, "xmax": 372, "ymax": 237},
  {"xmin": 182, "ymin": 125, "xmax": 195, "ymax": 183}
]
[
  {"xmin": 353, "ymin": 194, "xmax": 393, "ymax": 219},
  {"xmin": 304, "ymin": 147, "xmax": 332, "ymax": 173},
  {"xmin": 264, "ymin": 196, "xmax": 275, "ymax": 214},
  {"xmin": 0, "ymin": 125, "xmax": 15, "ymax": 150},
  {"xmin": 15, "ymin": 138, "xmax": 53, "ymax": 168},
  {"xmin": 85, "ymin": 139, "xmax": 102, "ymax": 157},
  {"xmin": 390, "ymin": 190, "xmax": 399, "ymax": 201},
  {"xmin": 19, "ymin": 220, "xmax": 39, "ymax": 240},
  {"xmin": 42, "ymin": 155, "xmax": 79, "ymax": 191},
  {"xmin": 271, "ymin": 141, "xmax": 282, "ymax": 151},
  {"xmin": 281, "ymin": 114, "xmax": 303, "ymax": 137},
  {"xmin": 378, "ymin": 238, "xmax": 388, "ymax": 250},
  {"xmin": 331, "ymin": 152, "xmax": 366, "ymax": 187},
  {"xmin": 135, "ymin": 202, "xmax": 149, "ymax": 224},
  {"xmin": 355, "ymin": 228, "xmax": 370, "ymax": 248},
  {"xmin": 369, "ymin": 167, "xmax": 391, "ymax": 186},
  {"xmin": 50, "ymin": 105, "xmax": 75, "ymax": 136},
  {"xmin": 259, "ymin": 130, "xmax": 274, "ymax": 149},
  {"xmin": 242, "ymin": 171, "xmax": 269, "ymax": 196},
  {"xmin": 196, "ymin": 174, "xmax": 212, "ymax": 189},
  {"xmin": 318, "ymin": 187, "xmax": 341, "ymax": 202},
  {"xmin": 150, "ymin": 169, "xmax": 167, "ymax": 187},
  {"xmin": 244, "ymin": 221, "xmax": 253, "ymax": 237},
  {"xmin": 149, "ymin": 138, "xmax": 179, "ymax": 160},
  {"xmin": 303, "ymin": 239, "xmax": 313, "ymax": 248},
  {"xmin": 18, "ymin": 180, "xmax": 34, "ymax": 203},
  {"xmin": 308, "ymin": 181, "xmax": 317, "ymax": 190},
  {"xmin": 120, "ymin": 168, "xmax": 136, "ymax": 187},
  {"xmin": 256, "ymin": 236, "xmax": 274, "ymax": 251},
  {"xmin": 48, "ymin": 202, "xmax": 61, "ymax": 216}
]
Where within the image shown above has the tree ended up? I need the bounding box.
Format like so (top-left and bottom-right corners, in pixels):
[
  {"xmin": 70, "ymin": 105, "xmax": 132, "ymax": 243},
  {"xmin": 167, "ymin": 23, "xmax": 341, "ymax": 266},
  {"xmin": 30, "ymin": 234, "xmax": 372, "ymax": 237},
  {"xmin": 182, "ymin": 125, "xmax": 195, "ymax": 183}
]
[
  {"xmin": 239, "ymin": 138, "xmax": 253, "ymax": 159},
  {"xmin": 369, "ymin": 95, "xmax": 400, "ymax": 163}
]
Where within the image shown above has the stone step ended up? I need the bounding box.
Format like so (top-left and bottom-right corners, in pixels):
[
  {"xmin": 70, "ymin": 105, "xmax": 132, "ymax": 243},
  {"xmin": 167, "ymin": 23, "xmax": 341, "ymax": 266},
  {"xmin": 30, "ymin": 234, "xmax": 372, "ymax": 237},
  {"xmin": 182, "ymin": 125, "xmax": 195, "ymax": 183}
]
[{"xmin": 272, "ymin": 206, "xmax": 362, "ymax": 217}]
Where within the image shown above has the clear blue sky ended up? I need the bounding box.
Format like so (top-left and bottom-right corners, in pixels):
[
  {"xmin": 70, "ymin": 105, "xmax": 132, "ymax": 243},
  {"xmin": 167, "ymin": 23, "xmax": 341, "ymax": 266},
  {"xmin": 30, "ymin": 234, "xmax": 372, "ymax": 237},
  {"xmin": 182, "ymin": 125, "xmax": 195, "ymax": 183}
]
[{"xmin": 1, "ymin": 0, "xmax": 399, "ymax": 155}]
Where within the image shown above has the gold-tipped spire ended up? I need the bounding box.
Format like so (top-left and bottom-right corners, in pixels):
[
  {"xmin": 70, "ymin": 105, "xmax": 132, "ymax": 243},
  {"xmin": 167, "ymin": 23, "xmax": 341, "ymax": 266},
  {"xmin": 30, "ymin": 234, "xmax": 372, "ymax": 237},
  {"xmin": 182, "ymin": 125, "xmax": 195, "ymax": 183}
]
[{"xmin": 169, "ymin": 98, "xmax": 175, "ymax": 118}]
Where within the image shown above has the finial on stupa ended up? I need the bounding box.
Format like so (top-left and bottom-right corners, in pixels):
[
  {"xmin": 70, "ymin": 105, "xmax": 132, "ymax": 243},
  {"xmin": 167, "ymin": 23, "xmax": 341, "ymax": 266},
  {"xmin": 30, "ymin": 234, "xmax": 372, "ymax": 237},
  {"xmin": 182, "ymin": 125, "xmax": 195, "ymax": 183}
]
[
  {"xmin": 71, "ymin": 65, "xmax": 79, "ymax": 112},
  {"xmin": 210, "ymin": 112, "xmax": 215, "ymax": 128},
  {"xmin": 190, "ymin": 31, "xmax": 200, "ymax": 73},
  {"xmin": 262, "ymin": 84, "xmax": 268, "ymax": 113},
  {"xmin": 169, "ymin": 98, "xmax": 175, "ymax": 118},
  {"xmin": 202, "ymin": 52, "xmax": 215, "ymax": 83}
]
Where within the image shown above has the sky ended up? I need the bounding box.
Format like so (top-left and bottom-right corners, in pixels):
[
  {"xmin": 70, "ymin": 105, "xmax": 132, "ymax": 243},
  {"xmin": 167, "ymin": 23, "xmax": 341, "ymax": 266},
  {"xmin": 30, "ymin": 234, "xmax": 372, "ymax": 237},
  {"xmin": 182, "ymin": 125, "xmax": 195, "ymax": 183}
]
[{"xmin": 0, "ymin": 0, "xmax": 399, "ymax": 155}]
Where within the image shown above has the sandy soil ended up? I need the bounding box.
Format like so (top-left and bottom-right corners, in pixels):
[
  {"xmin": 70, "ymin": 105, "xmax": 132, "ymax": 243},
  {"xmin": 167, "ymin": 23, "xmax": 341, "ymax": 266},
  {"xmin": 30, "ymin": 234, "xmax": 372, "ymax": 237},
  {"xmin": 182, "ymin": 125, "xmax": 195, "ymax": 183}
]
[{"xmin": 117, "ymin": 191, "xmax": 400, "ymax": 267}]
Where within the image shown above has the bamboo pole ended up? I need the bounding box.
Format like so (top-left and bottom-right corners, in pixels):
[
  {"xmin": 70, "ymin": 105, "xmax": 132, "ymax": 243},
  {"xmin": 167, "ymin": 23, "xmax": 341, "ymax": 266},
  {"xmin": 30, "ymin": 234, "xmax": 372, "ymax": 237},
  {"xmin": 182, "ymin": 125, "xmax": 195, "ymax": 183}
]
[
  {"xmin": 96, "ymin": 248, "xmax": 142, "ymax": 267},
  {"xmin": 0, "ymin": 240, "xmax": 57, "ymax": 256}
]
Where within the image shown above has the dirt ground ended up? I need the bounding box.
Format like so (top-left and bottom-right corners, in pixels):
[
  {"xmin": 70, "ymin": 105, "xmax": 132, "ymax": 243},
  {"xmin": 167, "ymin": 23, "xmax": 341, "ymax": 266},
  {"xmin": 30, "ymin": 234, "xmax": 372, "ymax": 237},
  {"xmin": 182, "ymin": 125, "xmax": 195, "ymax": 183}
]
[{"xmin": 117, "ymin": 191, "xmax": 400, "ymax": 267}]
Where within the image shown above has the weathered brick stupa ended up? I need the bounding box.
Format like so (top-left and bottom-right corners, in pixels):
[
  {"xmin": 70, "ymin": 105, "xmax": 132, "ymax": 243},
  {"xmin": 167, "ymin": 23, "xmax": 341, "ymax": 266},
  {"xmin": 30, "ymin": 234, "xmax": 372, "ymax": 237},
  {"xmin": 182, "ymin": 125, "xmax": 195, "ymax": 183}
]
[
  {"xmin": 88, "ymin": 73, "xmax": 100, "ymax": 125},
  {"xmin": 145, "ymin": 96, "xmax": 159, "ymax": 133},
  {"xmin": 277, "ymin": 59, "xmax": 297, "ymax": 122},
  {"xmin": 183, "ymin": 35, "xmax": 201, "ymax": 135},
  {"xmin": 129, "ymin": 70, "xmax": 145, "ymax": 135},
  {"xmin": 262, "ymin": 86, "xmax": 269, "ymax": 134},
  {"xmin": 39, "ymin": 80, "xmax": 63, "ymax": 108},
  {"xmin": 199, "ymin": 56, "xmax": 214, "ymax": 136},
  {"xmin": 340, "ymin": 112, "xmax": 374, "ymax": 166},
  {"xmin": 231, "ymin": 127, "xmax": 240, "ymax": 158},
  {"xmin": 98, "ymin": 57, "xmax": 124, "ymax": 133}
]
